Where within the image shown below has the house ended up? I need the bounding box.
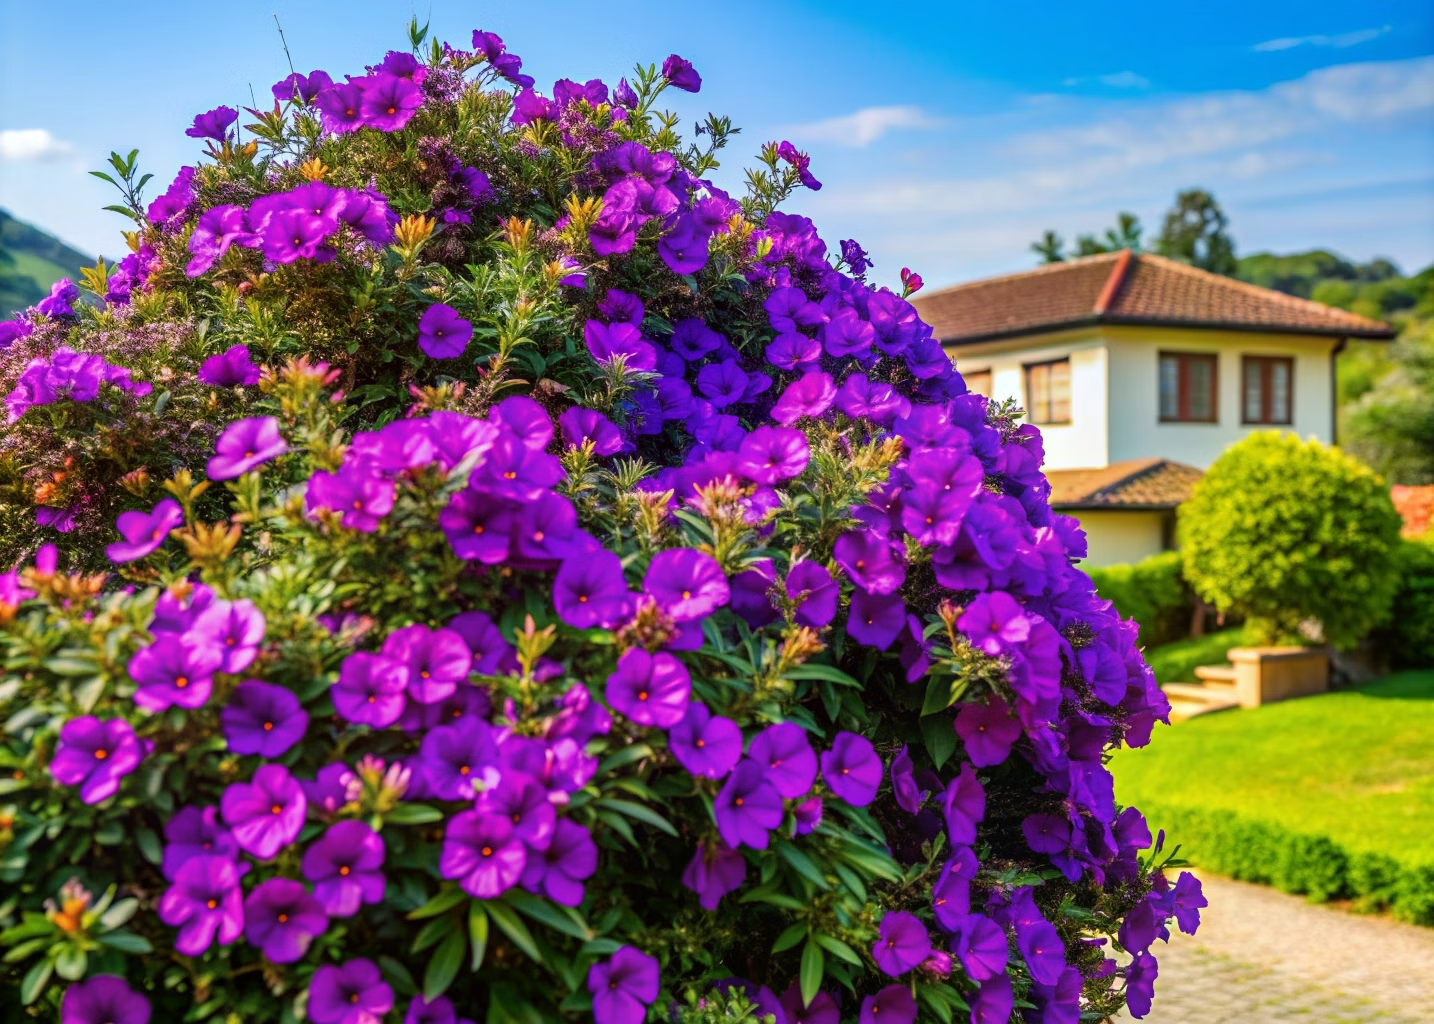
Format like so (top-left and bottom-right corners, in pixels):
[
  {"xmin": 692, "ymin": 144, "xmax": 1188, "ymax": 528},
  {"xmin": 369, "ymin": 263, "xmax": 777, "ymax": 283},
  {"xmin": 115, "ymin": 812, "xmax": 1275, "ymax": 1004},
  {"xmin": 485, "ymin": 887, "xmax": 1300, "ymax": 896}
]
[{"xmin": 913, "ymin": 250, "xmax": 1395, "ymax": 565}]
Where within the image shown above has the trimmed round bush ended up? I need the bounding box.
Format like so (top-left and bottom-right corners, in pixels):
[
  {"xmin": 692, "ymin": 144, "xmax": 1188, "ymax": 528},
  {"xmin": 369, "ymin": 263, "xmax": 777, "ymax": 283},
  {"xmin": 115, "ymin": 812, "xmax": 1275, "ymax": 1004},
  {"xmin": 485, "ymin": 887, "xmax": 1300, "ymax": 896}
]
[
  {"xmin": 1177, "ymin": 431, "xmax": 1402, "ymax": 650},
  {"xmin": 0, "ymin": 28, "xmax": 1199, "ymax": 1024}
]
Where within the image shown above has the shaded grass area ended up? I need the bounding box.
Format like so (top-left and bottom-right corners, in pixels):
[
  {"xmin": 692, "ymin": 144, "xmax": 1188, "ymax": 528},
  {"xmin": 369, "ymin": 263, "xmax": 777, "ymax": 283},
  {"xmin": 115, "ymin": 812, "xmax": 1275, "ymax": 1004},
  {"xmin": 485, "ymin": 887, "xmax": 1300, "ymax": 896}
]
[
  {"xmin": 1142, "ymin": 626, "xmax": 1249, "ymax": 684},
  {"xmin": 1114, "ymin": 670, "xmax": 1434, "ymax": 867}
]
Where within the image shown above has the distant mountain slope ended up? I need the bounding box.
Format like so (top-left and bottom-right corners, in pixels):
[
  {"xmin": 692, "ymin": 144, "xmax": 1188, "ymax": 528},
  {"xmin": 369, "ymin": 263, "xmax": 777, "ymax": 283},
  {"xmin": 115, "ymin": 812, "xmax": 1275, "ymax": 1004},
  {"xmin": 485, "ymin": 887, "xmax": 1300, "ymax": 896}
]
[
  {"xmin": 0, "ymin": 209, "xmax": 95, "ymax": 317},
  {"xmin": 1236, "ymin": 249, "xmax": 1434, "ymax": 326}
]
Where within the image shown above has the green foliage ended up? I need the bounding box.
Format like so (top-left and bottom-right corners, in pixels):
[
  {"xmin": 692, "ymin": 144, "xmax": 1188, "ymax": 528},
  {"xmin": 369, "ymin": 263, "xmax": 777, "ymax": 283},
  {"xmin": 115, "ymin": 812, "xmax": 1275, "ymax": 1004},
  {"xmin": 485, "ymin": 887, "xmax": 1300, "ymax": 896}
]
[
  {"xmin": 1132, "ymin": 805, "xmax": 1434, "ymax": 925},
  {"xmin": 1154, "ymin": 188, "xmax": 1236, "ymax": 276},
  {"xmin": 1085, "ymin": 550, "xmax": 1190, "ymax": 648},
  {"xmin": 1344, "ymin": 320, "xmax": 1434, "ymax": 485},
  {"xmin": 1142, "ymin": 626, "xmax": 1249, "ymax": 685},
  {"xmin": 1370, "ymin": 538, "xmax": 1434, "ymax": 669},
  {"xmin": 1177, "ymin": 432, "xmax": 1403, "ymax": 649},
  {"xmin": 0, "ymin": 208, "xmax": 94, "ymax": 317},
  {"xmin": 1029, "ymin": 213, "xmax": 1141, "ymax": 263}
]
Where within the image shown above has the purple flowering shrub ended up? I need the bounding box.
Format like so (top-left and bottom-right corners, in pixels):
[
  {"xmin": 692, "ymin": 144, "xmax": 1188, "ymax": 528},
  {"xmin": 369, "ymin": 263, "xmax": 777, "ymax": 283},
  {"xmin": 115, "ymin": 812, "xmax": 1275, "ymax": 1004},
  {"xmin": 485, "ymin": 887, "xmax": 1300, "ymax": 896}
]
[{"xmin": 0, "ymin": 23, "xmax": 1202, "ymax": 1024}]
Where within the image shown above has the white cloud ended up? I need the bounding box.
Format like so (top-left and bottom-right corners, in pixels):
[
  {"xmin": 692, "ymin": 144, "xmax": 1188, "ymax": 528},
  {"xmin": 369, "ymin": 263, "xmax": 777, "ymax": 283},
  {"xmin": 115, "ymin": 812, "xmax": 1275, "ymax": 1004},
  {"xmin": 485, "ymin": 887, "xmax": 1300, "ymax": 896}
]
[
  {"xmin": 1253, "ymin": 25, "xmax": 1390, "ymax": 52},
  {"xmin": 0, "ymin": 129, "xmax": 76, "ymax": 162},
  {"xmin": 786, "ymin": 105, "xmax": 939, "ymax": 148},
  {"xmin": 1062, "ymin": 71, "xmax": 1151, "ymax": 89}
]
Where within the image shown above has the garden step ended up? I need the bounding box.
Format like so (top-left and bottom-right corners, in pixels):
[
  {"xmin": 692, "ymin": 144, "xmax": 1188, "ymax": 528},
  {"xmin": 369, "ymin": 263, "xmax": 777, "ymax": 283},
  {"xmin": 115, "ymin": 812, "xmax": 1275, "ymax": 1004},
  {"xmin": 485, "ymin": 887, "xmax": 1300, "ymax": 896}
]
[
  {"xmin": 1163, "ymin": 681, "xmax": 1238, "ymax": 703},
  {"xmin": 1193, "ymin": 664, "xmax": 1237, "ymax": 683}
]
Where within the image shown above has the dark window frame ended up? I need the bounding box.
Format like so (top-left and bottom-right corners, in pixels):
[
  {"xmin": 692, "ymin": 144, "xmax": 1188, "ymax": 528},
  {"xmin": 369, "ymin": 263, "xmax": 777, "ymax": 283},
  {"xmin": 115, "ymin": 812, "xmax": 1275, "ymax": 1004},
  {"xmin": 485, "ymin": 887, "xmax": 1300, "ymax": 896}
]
[
  {"xmin": 1024, "ymin": 358, "xmax": 1072, "ymax": 426},
  {"xmin": 1242, "ymin": 355, "xmax": 1295, "ymax": 425},
  {"xmin": 1158, "ymin": 351, "xmax": 1219, "ymax": 424}
]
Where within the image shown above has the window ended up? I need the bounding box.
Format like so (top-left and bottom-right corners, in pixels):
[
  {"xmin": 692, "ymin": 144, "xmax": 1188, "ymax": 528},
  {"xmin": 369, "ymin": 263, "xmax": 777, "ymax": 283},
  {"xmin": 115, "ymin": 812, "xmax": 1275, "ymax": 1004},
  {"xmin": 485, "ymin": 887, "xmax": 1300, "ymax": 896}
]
[
  {"xmin": 1242, "ymin": 356, "xmax": 1293, "ymax": 425},
  {"xmin": 1158, "ymin": 352, "xmax": 1218, "ymax": 423},
  {"xmin": 964, "ymin": 369, "xmax": 992, "ymax": 398},
  {"xmin": 1025, "ymin": 359, "xmax": 1071, "ymax": 425}
]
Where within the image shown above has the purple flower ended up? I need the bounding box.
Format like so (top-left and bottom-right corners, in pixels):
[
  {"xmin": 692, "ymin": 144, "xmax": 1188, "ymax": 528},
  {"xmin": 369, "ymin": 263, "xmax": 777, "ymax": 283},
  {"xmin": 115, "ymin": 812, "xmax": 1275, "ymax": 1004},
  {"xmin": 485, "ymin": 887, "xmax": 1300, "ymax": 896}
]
[
  {"xmin": 668, "ymin": 702, "xmax": 742, "ymax": 779},
  {"xmin": 315, "ymin": 82, "xmax": 367, "ymax": 133},
  {"xmin": 859, "ymin": 985, "xmax": 916, "ymax": 1024},
  {"xmin": 1016, "ymin": 915, "xmax": 1067, "ymax": 986},
  {"xmin": 1022, "ymin": 814, "xmax": 1072, "ymax": 857},
  {"xmin": 36, "ymin": 505, "xmax": 75, "ymax": 532},
  {"xmin": 836, "ymin": 373, "xmax": 911, "ymax": 426},
  {"xmin": 559, "ymin": 407, "xmax": 623, "ymax": 456},
  {"xmin": 554, "ymin": 549, "xmax": 631, "ymax": 629},
  {"xmin": 187, "ymin": 206, "xmax": 257, "ymax": 277},
  {"xmin": 207, "ymin": 417, "xmax": 287, "ymax": 480},
  {"xmin": 786, "ymin": 561, "xmax": 837, "ymax": 628},
  {"xmin": 680, "ymin": 841, "xmax": 746, "ymax": 910},
  {"xmin": 243, "ymin": 877, "xmax": 328, "ymax": 963},
  {"xmin": 660, "ymin": 54, "xmax": 702, "ymax": 92},
  {"xmin": 198, "ymin": 343, "xmax": 261, "ymax": 386},
  {"xmin": 60, "ymin": 975, "xmax": 151, "ymax": 1024},
  {"xmin": 191, "ymin": 598, "xmax": 266, "ymax": 674},
  {"xmin": 747, "ymin": 722, "xmax": 817, "ymax": 799},
  {"xmin": 770, "ymin": 371, "xmax": 836, "ymax": 425},
  {"xmin": 588, "ymin": 947, "xmax": 661, "ymax": 1024},
  {"xmin": 695, "ymin": 360, "xmax": 748, "ymax": 408},
  {"xmin": 1124, "ymin": 951, "xmax": 1159, "ymax": 1019},
  {"xmin": 737, "ymin": 426, "xmax": 809, "ymax": 484},
  {"xmin": 584, "ymin": 320, "xmax": 656, "ymax": 371},
  {"xmin": 49, "ymin": 716, "xmax": 143, "ymax": 805},
  {"xmin": 520, "ymin": 817, "xmax": 598, "ymax": 906},
  {"xmin": 958, "ymin": 592, "xmax": 1032, "ymax": 656},
  {"xmin": 932, "ymin": 848, "xmax": 977, "ymax": 930},
  {"xmin": 833, "ymin": 530, "xmax": 905, "ymax": 595},
  {"xmin": 221, "ymin": 680, "xmax": 308, "ymax": 756},
  {"xmin": 606, "ymin": 648, "xmax": 691, "ymax": 728},
  {"xmin": 714, "ymin": 761, "xmax": 783, "ymax": 850},
  {"xmin": 361, "ymin": 73, "xmax": 423, "ymax": 131},
  {"xmin": 971, "ymin": 974, "xmax": 1014, "ymax": 1024},
  {"xmin": 162, "ymin": 805, "xmax": 237, "ymax": 881},
  {"xmin": 105, "ymin": 499, "xmax": 183, "ymax": 563},
  {"xmin": 260, "ymin": 208, "xmax": 337, "ymax": 263},
  {"xmin": 475, "ymin": 771, "xmax": 556, "ymax": 849},
  {"xmin": 127, "ymin": 635, "xmax": 222, "ymax": 712},
  {"xmin": 643, "ymin": 549, "xmax": 729, "ymax": 622},
  {"xmin": 729, "ymin": 560, "xmax": 778, "ymax": 628},
  {"xmin": 940, "ymin": 764, "xmax": 986, "ymax": 845},
  {"xmin": 821, "ymin": 308, "xmax": 875, "ymax": 359},
  {"xmin": 332, "ymin": 651, "xmax": 409, "ymax": 727},
  {"xmin": 273, "ymin": 69, "xmax": 334, "ymax": 104},
  {"xmin": 221, "ymin": 764, "xmax": 307, "ymax": 860},
  {"xmin": 148, "ymin": 166, "xmax": 195, "ymax": 226},
  {"xmin": 1166, "ymin": 871, "xmax": 1208, "ymax": 934},
  {"xmin": 440, "ymin": 811, "xmax": 527, "ymax": 898},
  {"xmin": 306, "ymin": 465, "xmax": 396, "ymax": 532},
  {"xmin": 820, "ymin": 731, "xmax": 882, "ymax": 807},
  {"xmin": 847, "ymin": 590, "xmax": 907, "ymax": 650},
  {"xmin": 955, "ymin": 696, "xmax": 1022, "ymax": 767},
  {"xmin": 439, "ymin": 488, "xmax": 516, "ymax": 562},
  {"xmin": 793, "ymin": 796, "xmax": 823, "ymax": 835},
  {"xmin": 382, "ymin": 624, "xmax": 473, "ymax": 705},
  {"xmin": 157, "ymin": 854, "xmax": 244, "ymax": 956},
  {"xmin": 417, "ymin": 303, "xmax": 473, "ymax": 359},
  {"xmin": 419, "ymin": 716, "xmax": 501, "ymax": 799},
  {"xmin": 890, "ymin": 745, "xmax": 928, "ymax": 814},
  {"xmin": 951, "ymin": 914, "xmax": 1008, "ymax": 980},
  {"xmin": 303, "ymin": 819, "xmax": 387, "ymax": 917},
  {"xmin": 309, "ymin": 959, "xmax": 394, "ymax": 1024},
  {"xmin": 404, "ymin": 995, "xmax": 475, "ymax": 1024},
  {"xmin": 873, "ymin": 911, "xmax": 932, "ymax": 977},
  {"xmin": 186, "ymin": 105, "xmax": 237, "ymax": 140}
]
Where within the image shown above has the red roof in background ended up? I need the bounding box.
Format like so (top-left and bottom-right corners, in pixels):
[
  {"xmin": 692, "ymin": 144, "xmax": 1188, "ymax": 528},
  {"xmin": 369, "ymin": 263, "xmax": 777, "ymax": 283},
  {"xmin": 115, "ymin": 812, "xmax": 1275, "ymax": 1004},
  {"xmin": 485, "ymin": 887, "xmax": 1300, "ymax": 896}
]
[
  {"xmin": 1046, "ymin": 458, "xmax": 1204, "ymax": 510},
  {"xmin": 913, "ymin": 251, "xmax": 1396, "ymax": 345},
  {"xmin": 1392, "ymin": 485, "xmax": 1434, "ymax": 539}
]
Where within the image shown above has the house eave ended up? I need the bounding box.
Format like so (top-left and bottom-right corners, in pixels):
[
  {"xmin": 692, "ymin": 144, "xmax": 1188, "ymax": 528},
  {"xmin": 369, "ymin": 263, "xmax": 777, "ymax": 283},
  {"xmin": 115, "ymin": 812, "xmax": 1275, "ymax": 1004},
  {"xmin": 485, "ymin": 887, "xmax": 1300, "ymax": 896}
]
[
  {"xmin": 1049, "ymin": 501, "xmax": 1182, "ymax": 512},
  {"xmin": 938, "ymin": 314, "xmax": 1396, "ymax": 348}
]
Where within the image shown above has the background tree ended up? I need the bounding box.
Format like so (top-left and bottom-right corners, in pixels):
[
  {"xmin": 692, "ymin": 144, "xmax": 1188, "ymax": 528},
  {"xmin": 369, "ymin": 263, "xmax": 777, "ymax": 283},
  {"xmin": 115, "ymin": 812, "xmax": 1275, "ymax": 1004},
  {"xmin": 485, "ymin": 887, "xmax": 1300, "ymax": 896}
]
[
  {"xmin": 1177, "ymin": 432, "xmax": 1403, "ymax": 649},
  {"xmin": 1031, "ymin": 229, "xmax": 1065, "ymax": 263},
  {"xmin": 1343, "ymin": 321, "xmax": 1434, "ymax": 484},
  {"xmin": 1155, "ymin": 188, "xmax": 1236, "ymax": 275}
]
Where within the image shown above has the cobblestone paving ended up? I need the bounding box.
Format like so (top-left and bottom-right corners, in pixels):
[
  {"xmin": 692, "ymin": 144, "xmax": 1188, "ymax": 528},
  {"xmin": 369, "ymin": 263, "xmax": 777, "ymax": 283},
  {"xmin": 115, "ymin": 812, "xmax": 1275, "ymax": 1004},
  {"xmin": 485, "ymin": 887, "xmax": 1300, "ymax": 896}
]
[{"xmin": 1113, "ymin": 873, "xmax": 1434, "ymax": 1023}]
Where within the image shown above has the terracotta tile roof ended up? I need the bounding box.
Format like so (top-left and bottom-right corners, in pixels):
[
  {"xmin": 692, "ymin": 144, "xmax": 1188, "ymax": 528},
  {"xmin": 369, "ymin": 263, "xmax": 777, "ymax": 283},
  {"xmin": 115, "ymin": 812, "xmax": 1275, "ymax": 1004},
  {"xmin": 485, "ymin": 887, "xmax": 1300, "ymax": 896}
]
[
  {"xmin": 914, "ymin": 251, "xmax": 1396, "ymax": 344},
  {"xmin": 1046, "ymin": 458, "xmax": 1204, "ymax": 510},
  {"xmin": 1392, "ymin": 485, "xmax": 1434, "ymax": 539}
]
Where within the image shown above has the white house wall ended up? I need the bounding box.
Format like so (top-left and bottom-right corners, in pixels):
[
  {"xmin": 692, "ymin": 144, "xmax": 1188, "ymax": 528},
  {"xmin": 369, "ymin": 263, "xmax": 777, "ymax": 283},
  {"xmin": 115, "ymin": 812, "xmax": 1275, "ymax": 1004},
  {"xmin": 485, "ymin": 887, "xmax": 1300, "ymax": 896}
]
[
  {"xmin": 1071, "ymin": 509, "xmax": 1169, "ymax": 567},
  {"xmin": 1103, "ymin": 326, "xmax": 1338, "ymax": 469},
  {"xmin": 951, "ymin": 333, "xmax": 1109, "ymax": 472}
]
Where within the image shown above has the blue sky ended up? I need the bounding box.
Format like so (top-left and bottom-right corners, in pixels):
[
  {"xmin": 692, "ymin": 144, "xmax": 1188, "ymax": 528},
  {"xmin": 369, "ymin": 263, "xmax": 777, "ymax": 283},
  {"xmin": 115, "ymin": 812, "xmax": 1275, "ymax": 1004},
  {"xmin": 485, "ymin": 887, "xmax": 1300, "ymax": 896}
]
[{"xmin": 2, "ymin": 0, "xmax": 1431, "ymax": 290}]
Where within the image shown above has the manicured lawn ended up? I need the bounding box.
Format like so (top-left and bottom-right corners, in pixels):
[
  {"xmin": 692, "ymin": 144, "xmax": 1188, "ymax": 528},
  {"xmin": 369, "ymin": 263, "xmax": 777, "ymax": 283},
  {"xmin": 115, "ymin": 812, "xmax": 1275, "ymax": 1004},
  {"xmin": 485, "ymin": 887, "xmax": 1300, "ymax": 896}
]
[
  {"xmin": 1142, "ymin": 625, "xmax": 1249, "ymax": 684},
  {"xmin": 1112, "ymin": 670, "xmax": 1434, "ymax": 866}
]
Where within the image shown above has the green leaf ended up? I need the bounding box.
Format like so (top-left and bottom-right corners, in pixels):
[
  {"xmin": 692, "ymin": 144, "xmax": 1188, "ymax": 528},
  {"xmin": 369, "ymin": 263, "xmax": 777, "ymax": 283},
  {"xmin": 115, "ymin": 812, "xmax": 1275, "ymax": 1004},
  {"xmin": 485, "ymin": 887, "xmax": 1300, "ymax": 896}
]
[
  {"xmin": 920, "ymin": 714, "xmax": 957, "ymax": 770},
  {"xmin": 423, "ymin": 929, "xmax": 466, "ymax": 1001},
  {"xmin": 783, "ymin": 664, "xmax": 861, "ymax": 687},
  {"xmin": 484, "ymin": 900, "xmax": 541, "ymax": 961},
  {"xmin": 99, "ymin": 897, "xmax": 138, "ymax": 930},
  {"xmin": 799, "ymin": 939, "xmax": 824, "ymax": 1007},
  {"xmin": 42, "ymin": 656, "xmax": 98, "ymax": 676},
  {"xmin": 407, "ymin": 887, "xmax": 467, "ymax": 920},
  {"xmin": 776, "ymin": 842, "xmax": 831, "ymax": 890},
  {"xmin": 501, "ymin": 890, "xmax": 592, "ymax": 940},
  {"xmin": 3, "ymin": 938, "xmax": 49, "ymax": 963},
  {"xmin": 384, "ymin": 803, "xmax": 443, "ymax": 825},
  {"xmin": 411, "ymin": 916, "xmax": 455, "ymax": 954},
  {"xmin": 54, "ymin": 945, "xmax": 86, "ymax": 980},
  {"xmin": 468, "ymin": 902, "xmax": 489, "ymax": 971},
  {"xmin": 20, "ymin": 958, "xmax": 51, "ymax": 1004},
  {"xmin": 921, "ymin": 675, "xmax": 959, "ymax": 716},
  {"xmin": 597, "ymin": 798, "xmax": 678, "ymax": 837},
  {"xmin": 135, "ymin": 828, "xmax": 163, "ymax": 867},
  {"xmin": 771, "ymin": 922, "xmax": 807, "ymax": 954},
  {"xmin": 812, "ymin": 933, "xmax": 862, "ymax": 966},
  {"xmin": 97, "ymin": 930, "xmax": 151, "ymax": 954},
  {"xmin": 597, "ymin": 743, "xmax": 653, "ymax": 775}
]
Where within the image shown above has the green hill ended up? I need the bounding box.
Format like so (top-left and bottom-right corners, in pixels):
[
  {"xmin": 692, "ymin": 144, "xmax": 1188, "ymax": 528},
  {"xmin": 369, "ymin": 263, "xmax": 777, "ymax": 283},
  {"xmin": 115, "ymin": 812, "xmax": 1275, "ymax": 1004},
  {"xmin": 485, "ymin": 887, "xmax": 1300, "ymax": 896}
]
[
  {"xmin": 0, "ymin": 209, "xmax": 95, "ymax": 317},
  {"xmin": 1236, "ymin": 249, "xmax": 1434, "ymax": 325}
]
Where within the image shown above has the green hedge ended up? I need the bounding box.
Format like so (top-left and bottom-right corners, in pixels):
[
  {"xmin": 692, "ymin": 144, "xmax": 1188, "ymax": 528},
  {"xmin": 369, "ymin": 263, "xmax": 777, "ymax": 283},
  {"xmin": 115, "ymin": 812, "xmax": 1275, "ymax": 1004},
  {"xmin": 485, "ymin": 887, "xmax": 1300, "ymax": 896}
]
[
  {"xmin": 1372, "ymin": 537, "xmax": 1434, "ymax": 670},
  {"xmin": 1086, "ymin": 550, "xmax": 1192, "ymax": 647},
  {"xmin": 1142, "ymin": 803, "xmax": 1434, "ymax": 925}
]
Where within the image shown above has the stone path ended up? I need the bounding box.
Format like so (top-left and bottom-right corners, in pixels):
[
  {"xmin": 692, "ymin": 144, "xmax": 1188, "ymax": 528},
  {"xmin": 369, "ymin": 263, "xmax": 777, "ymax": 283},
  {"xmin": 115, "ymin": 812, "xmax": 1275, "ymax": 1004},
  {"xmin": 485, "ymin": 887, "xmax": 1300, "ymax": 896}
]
[{"xmin": 1113, "ymin": 873, "xmax": 1434, "ymax": 1023}]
